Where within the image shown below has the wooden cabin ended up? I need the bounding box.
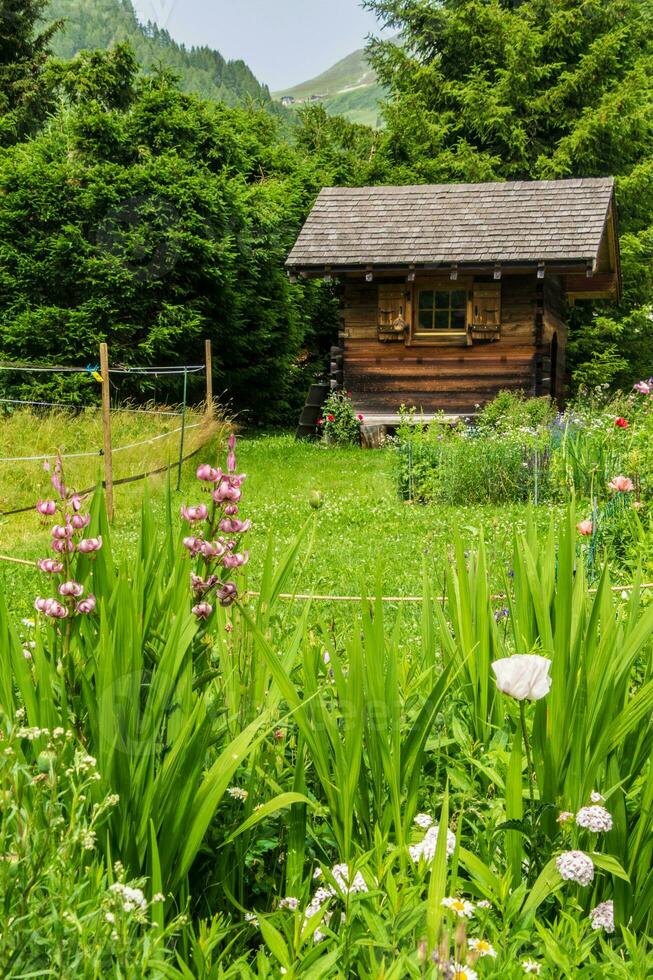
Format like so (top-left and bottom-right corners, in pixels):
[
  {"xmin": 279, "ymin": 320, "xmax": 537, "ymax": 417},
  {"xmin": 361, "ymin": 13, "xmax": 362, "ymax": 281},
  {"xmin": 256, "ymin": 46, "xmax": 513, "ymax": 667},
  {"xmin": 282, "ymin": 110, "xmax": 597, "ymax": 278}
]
[{"xmin": 287, "ymin": 178, "xmax": 621, "ymax": 427}]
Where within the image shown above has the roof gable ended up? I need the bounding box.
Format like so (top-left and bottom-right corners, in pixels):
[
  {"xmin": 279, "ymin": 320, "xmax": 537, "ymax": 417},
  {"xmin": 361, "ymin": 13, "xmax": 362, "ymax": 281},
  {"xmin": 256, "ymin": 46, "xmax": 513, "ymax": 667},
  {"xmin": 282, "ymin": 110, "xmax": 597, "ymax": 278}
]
[{"xmin": 286, "ymin": 178, "xmax": 616, "ymax": 270}]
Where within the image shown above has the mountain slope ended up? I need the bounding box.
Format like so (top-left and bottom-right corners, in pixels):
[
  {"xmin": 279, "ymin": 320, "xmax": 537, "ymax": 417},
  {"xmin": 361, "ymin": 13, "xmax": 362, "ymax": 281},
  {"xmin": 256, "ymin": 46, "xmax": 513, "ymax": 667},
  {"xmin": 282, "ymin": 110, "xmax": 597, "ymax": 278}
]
[
  {"xmin": 273, "ymin": 46, "xmax": 386, "ymax": 128},
  {"xmin": 47, "ymin": 0, "xmax": 277, "ymax": 109}
]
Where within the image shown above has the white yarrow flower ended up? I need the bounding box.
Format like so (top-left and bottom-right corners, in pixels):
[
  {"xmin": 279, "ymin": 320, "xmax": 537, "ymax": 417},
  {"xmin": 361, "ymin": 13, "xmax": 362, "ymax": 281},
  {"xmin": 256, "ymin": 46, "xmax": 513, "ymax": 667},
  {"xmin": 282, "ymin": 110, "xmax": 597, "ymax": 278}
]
[
  {"xmin": 227, "ymin": 787, "xmax": 248, "ymax": 801},
  {"xmin": 409, "ymin": 826, "xmax": 456, "ymax": 864},
  {"xmin": 414, "ymin": 812, "xmax": 434, "ymax": 829},
  {"xmin": 590, "ymin": 790, "xmax": 605, "ymax": 803},
  {"xmin": 576, "ymin": 805, "xmax": 613, "ymax": 833},
  {"xmin": 556, "ymin": 850, "xmax": 594, "ymax": 886},
  {"xmin": 590, "ymin": 900, "xmax": 615, "ymax": 934}
]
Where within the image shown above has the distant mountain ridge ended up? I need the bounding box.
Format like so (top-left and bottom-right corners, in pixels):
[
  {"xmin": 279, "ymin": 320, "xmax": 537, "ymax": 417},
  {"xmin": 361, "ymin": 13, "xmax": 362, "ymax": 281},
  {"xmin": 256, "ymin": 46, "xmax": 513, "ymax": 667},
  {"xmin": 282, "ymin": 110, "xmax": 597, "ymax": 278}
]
[
  {"xmin": 47, "ymin": 0, "xmax": 278, "ymax": 109},
  {"xmin": 273, "ymin": 46, "xmax": 387, "ymax": 128}
]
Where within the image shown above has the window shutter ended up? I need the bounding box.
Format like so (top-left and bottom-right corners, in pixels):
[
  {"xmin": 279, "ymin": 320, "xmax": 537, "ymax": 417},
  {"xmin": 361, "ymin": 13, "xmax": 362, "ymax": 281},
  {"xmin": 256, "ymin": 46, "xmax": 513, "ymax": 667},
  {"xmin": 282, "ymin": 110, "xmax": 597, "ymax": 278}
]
[
  {"xmin": 377, "ymin": 284, "xmax": 408, "ymax": 341},
  {"xmin": 471, "ymin": 282, "xmax": 501, "ymax": 339}
]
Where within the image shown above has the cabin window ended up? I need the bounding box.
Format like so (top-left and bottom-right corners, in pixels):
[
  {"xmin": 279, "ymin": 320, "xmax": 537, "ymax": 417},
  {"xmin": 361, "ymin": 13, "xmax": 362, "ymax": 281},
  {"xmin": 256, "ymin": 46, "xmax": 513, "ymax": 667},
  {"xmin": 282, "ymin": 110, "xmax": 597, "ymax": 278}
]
[{"xmin": 417, "ymin": 288, "xmax": 467, "ymax": 332}]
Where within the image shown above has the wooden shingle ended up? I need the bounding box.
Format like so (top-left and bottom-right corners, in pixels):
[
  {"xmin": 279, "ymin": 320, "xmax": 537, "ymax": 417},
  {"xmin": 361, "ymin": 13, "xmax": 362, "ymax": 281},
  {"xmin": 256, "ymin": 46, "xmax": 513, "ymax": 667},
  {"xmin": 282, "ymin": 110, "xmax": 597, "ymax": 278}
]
[{"xmin": 286, "ymin": 178, "xmax": 616, "ymax": 269}]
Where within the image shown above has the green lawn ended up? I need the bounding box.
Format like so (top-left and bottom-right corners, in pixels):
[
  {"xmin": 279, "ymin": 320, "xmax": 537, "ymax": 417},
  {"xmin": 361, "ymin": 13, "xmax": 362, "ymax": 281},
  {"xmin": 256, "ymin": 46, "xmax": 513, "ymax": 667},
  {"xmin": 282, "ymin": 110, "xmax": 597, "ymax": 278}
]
[{"xmin": 1, "ymin": 433, "xmax": 557, "ymax": 620}]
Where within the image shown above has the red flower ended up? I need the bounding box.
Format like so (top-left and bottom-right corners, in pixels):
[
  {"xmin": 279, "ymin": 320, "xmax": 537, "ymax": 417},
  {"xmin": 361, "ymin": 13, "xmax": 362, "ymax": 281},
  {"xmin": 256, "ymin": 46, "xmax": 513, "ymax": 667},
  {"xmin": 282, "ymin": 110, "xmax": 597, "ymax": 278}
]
[
  {"xmin": 615, "ymin": 417, "xmax": 629, "ymax": 429},
  {"xmin": 357, "ymin": 414, "xmax": 364, "ymax": 421},
  {"xmin": 347, "ymin": 391, "xmax": 353, "ymax": 397},
  {"xmin": 316, "ymin": 418, "xmax": 324, "ymax": 425},
  {"xmin": 327, "ymin": 414, "xmax": 335, "ymax": 422}
]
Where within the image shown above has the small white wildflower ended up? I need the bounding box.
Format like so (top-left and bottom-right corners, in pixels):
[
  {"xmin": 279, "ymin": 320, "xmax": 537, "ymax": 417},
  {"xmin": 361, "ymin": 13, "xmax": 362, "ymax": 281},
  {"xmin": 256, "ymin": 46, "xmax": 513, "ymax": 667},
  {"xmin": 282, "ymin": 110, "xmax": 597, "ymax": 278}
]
[
  {"xmin": 576, "ymin": 805, "xmax": 613, "ymax": 833},
  {"xmin": 441, "ymin": 897, "xmax": 475, "ymax": 919},
  {"xmin": 590, "ymin": 791, "xmax": 605, "ymax": 803},
  {"xmin": 590, "ymin": 900, "xmax": 615, "ymax": 934},
  {"xmin": 227, "ymin": 787, "xmax": 248, "ymax": 801},
  {"xmin": 81, "ymin": 829, "xmax": 96, "ymax": 850},
  {"xmin": 21, "ymin": 618, "xmax": 35, "ymax": 629},
  {"xmin": 330, "ymin": 863, "xmax": 368, "ymax": 895},
  {"xmin": 244, "ymin": 912, "xmax": 259, "ymax": 927},
  {"xmin": 109, "ymin": 882, "xmax": 147, "ymax": 912},
  {"xmin": 476, "ymin": 899, "xmax": 491, "ymax": 909},
  {"xmin": 312, "ymin": 867, "xmax": 323, "ymax": 880},
  {"xmin": 468, "ymin": 938, "xmax": 496, "ymax": 958},
  {"xmin": 105, "ymin": 912, "xmax": 115, "ymax": 924},
  {"xmin": 105, "ymin": 794, "xmax": 120, "ymax": 807},
  {"xmin": 556, "ymin": 850, "xmax": 594, "ymax": 886},
  {"xmin": 314, "ymin": 927, "xmax": 325, "ymax": 943},
  {"xmin": 279, "ymin": 896, "xmax": 299, "ymax": 911},
  {"xmin": 414, "ymin": 812, "xmax": 434, "ymax": 830},
  {"xmin": 557, "ymin": 810, "xmax": 574, "ymax": 825},
  {"xmin": 409, "ymin": 826, "xmax": 456, "ymax": 863},
  {"xmin": 451, "ymin": 964, "xmax": 477, "ymax": 980},
  {"xmin": 15, "ymin": 708, "xmax": 26, "ymax": 722},
  {"xmin": 52, "ymin": 727, "xmax": 65, "ymax": 738},
  {"xmin": 522, "ymin": 961, "xmax": 541, "ymax": 975},
  {"xmin": 152, "ymin": 893, "xmax": 166, "ymax": 903}
]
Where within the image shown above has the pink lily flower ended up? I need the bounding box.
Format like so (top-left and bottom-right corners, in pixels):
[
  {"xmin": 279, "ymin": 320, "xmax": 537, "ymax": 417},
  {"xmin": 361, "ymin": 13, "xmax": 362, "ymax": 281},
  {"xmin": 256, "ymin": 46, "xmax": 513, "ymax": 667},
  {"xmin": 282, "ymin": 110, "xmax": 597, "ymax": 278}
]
[
  {"xmin": 52, "ymin": 524, "xmax": 73, "ymax": 539},
  {"xmin": 200, "ymin": 540, "xmax": 227, "ymax": 559},
  {"xmin": 36, "ymin": 500, "xmax": 57, "ymax": 516},
  {"xmin": 52, "ymin": 538, "xmax": 75, "ymax": 554},
  {"xmin": 58, "ymin": 581, "xmax": 84, "ymax": 598},
  {"xmin": 181, "ymin": 504, "xmax": 209, "ymax": 523},
  {"xmin": 38, "ymin": 558, "xmax": 64, "ymax": 574},
  {"xmin": 634, "ymin": 381, "xmax": 651, "ymax": 394},
  {"xmin": 71, "ymin": 513, "xmax": 91, "ymax": 530},
  {"xmin": 222, "ymin": 550, "xmax": 249, "ymax": 569},
  {"xmin": 77, "ymin": 537, "xmax": 103, "ymax": 554},
  {"xmin": 217, "ymin": 582, "xmax": 238, "ymax": 607},
  {"xmin": 192, "ymin": 602, "xmax": 213, "ymax": 620},
  {"xmin": 577, "ymin": 520, "xmax": 593, "ymax": 536},
  {"xmin": 35, "ymin": 597, "xmax": 69, "ymax": 619},
  {"xmin": 196, "ymin": 464, "xmax": 221, "ymax": 483},
  {"xmin": 76, "ymin": 595, "xmax": 97, "ymax": 614},
  {"xmin": 219, "ymin": 518, "xmax": 251, "ymax": 534}
]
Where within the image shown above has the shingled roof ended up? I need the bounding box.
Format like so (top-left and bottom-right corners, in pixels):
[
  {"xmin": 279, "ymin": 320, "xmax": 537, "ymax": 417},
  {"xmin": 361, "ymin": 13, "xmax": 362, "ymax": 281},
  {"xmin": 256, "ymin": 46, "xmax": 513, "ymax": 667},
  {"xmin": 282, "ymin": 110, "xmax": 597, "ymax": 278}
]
[{"xmin": 286, "ymin": 178, "xmax": 616, "ymax": 270}]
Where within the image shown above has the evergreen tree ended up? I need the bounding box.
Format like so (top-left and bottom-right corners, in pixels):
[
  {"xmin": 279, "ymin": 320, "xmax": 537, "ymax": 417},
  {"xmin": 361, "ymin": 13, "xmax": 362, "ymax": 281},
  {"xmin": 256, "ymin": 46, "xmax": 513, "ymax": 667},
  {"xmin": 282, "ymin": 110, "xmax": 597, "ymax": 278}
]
[
  {"xmin": 0, "ymin": 0, "xmax": 61, "ymax": 144},
  {"xmin": 364, "ymin": 0, "xmax": 653, "ymax": 387}
]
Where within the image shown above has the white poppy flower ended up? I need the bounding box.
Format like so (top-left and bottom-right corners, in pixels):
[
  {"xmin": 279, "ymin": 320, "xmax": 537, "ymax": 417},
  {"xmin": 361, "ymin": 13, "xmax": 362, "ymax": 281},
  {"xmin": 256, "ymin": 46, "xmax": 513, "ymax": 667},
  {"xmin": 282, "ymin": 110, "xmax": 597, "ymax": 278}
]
[{"xmin": 492, "ymin": 655, "xmax": 552, "ymax": 701}]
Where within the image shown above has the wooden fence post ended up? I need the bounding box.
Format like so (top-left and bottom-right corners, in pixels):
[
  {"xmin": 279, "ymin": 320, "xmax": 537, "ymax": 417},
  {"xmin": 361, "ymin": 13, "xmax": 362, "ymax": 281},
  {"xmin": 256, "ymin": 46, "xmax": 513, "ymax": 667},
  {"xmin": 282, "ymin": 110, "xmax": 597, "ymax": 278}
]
[
  {"xmin": 99, "ymin": 342, "xmax": 114, "ymax": 522},
  {"xmin": 205, "ymin": 339, "xmax": 213, "ymax": 418}
]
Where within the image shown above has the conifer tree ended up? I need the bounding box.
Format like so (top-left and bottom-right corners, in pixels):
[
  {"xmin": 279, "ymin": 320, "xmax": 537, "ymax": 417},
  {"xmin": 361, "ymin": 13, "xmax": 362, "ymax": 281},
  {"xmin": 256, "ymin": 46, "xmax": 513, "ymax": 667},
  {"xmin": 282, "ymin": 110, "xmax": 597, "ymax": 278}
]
[
  {"xmin": 364, "ymin": 0, "xmax": 653, "ymax": 386},
  {"xmin": 0, "ymin": 0, "xmax": 61, "ymax": 144}
]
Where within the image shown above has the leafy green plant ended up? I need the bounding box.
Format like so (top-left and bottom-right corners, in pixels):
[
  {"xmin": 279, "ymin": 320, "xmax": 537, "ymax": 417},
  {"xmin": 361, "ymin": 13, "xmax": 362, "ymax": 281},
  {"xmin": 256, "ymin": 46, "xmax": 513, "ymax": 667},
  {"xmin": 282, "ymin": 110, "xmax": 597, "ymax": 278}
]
[{"xmin": 318, "ymin": 390, "xmax": 363, "ymax": 446}]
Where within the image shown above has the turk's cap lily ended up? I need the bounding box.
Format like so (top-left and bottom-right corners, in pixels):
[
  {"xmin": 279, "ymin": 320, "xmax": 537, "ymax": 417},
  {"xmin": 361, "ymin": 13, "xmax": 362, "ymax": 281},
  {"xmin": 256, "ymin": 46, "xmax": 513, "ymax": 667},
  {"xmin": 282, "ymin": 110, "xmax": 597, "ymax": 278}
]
[
  {"xmin": 492, "ymin": 654, "xmax": 552, "ymax": 701},
  {"xmin": 36, "ymin": 500, "xmax": 57, "ymax": 516},
  {"xmin": 77, "ymin": 536, "xmax": 102, "ymax": 554},
  {"xmin": 576, "ymin": 519, "xmax": 593, "ymax": 536}
]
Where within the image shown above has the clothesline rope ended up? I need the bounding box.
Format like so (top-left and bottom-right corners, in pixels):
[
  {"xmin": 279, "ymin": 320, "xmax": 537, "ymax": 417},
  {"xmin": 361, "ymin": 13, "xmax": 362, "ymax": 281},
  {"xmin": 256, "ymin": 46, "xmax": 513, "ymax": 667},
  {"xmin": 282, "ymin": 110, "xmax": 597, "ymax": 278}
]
[
  {"xmin": 0, "ymin": 397, "xmax": 184, "ymax": 417},
  {"xmin": 0, "ymin": 362, "xmax": 205, "ymax": 375}
]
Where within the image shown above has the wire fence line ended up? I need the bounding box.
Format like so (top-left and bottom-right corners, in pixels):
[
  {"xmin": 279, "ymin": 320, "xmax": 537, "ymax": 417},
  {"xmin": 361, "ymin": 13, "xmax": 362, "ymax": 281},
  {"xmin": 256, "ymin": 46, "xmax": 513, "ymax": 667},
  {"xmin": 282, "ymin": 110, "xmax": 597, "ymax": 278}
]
[
  {"xmin": 0, "ymin": 342, "xmax": 216, "ymax": 522},
  {"xmin": 0, "ymin": 444, "xmax": 206, "ymax": 519},
  {"xmin": 0, "ymin": 397, "xmax": 184, "ymax": 417},
  {"xmin": 0, "ymin": 423, "xmax": 204, "ymax": 464}
]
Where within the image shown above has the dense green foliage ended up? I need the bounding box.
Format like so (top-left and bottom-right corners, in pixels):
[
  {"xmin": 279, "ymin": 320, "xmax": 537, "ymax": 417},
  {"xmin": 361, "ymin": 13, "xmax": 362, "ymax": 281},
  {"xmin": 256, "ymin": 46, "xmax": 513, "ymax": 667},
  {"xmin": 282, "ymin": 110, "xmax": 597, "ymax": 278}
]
[
  {"xmin": 48, "ymin": 0, "xmax": 278, "ymax": 110},
  {"xmin": 0, "ymin": 46, "xmax": 338, "ymax": 420},
  {"xmin": 361, "ymin": 0, "xmax": 653, "ymax": 388},
  {"xmin": 0, "ymin": 0, "xmax": 61, "ymax": 145}
]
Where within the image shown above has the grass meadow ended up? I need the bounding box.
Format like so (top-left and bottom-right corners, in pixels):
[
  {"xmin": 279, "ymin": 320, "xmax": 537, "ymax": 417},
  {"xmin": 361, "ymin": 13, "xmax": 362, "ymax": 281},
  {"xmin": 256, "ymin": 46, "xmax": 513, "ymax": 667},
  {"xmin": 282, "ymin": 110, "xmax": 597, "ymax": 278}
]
[{"xmin": 1, "ymin": 402, "xmax": 652, "ymax": 978}]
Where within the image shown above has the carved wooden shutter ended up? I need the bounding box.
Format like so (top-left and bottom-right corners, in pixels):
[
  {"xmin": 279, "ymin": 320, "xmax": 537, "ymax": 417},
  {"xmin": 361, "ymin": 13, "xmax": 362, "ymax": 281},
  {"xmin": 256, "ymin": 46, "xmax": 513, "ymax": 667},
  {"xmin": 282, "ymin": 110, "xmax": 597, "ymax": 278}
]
[
  {"xmin": 377, "ymin": 284, "xmax": 408, "ymax": 341},
  {"xmin": 471, "ymin": 282, "xmax": 501, "ymax": 339}
]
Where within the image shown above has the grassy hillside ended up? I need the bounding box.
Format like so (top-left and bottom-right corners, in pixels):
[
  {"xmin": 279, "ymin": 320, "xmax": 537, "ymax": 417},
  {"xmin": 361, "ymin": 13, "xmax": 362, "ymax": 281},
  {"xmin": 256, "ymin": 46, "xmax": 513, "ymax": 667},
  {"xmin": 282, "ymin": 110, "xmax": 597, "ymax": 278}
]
[
  {"xmin": 273, "ymin": 46, "xmax": 387, "ymax": 128},
  {"xmin": 46, "ymin": 0, "xmax": 278, "ymax": 109}
]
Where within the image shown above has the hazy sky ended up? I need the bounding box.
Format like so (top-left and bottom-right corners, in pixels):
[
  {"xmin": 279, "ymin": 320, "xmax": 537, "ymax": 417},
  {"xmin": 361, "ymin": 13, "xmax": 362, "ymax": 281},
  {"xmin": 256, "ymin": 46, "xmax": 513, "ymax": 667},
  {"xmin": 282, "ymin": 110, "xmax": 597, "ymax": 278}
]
[{"xmin": 131, "ymin": 1, "xmax": 385, "ymax": 91}]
